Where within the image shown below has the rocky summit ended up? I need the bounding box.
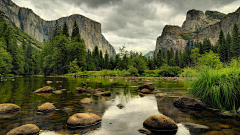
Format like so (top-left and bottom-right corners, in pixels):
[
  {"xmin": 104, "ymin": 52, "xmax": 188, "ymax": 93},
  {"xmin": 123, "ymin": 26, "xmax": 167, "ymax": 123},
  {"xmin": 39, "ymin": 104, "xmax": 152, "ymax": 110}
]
[
  {"xmin": 154, "ymin": 7, "xmax": 240, "ymax": 56},
  {"xmin": 0, "ymin": 0, "xmax": 116, "ymax": 57}
]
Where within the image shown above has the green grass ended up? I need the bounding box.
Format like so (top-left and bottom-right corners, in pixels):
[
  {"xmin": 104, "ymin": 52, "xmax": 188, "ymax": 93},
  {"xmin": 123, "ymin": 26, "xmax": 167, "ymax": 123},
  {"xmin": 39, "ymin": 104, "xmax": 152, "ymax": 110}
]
[{"xmin": 187, "ymin": 66, "xmax": 240, "ymax": 113}]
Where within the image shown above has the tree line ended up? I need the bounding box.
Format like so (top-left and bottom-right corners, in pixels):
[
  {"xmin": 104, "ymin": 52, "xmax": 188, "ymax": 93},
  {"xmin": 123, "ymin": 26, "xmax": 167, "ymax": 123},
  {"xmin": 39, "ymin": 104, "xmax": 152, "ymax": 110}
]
[{"xmin": 1, "ymin": 18, "xmax": 240, "ymax": 76}]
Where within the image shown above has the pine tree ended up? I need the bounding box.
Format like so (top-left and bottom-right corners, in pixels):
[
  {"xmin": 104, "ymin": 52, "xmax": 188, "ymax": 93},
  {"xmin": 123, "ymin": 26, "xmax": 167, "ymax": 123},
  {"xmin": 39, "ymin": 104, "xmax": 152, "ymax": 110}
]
[
  {"xmin": 230, "ymin": 23, "xmax": 239, "ymax": 59},
  {"xmin": 71, "ymin": 21, "xmax": 80, "ymax": 41},
  {"xmin": 175, "ymin": 49, "xmax": 179, "ymax": 66},
  {"xmin": 104, "ymin": 51, "xmax": 109, "ymax": 69},
  {"xmin": 202, "ymin": 38, "xmax": 211, "ymax": 53},
  {"xmin": 226, "ymin": 32, "xmax": 231, "ymax": 62},
  {"xmin": 167, "ymin": 49, "xmax": 171, "ymax": 65},
  {"xmin": 170, "ymin": 47, "xmax": 174, "ymax": 59},
  {"xmin": 217, "ymin": 30, "xmax": 227, "ymax": 62},
  {"xmin": 62, "ymin": 21, "xmax": 69, "ymax": 39},
  {"xmin": 50, "ymin": 20, "xmax": 61, "ymax": 41}
]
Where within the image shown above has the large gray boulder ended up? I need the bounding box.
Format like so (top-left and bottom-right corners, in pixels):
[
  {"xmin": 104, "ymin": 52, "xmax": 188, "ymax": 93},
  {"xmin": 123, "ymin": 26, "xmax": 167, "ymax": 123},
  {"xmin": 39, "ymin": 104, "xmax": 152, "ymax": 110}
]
[
  {"xmin": 6, "ymin": 124, "xmax": 40, "ymax": 135},
  {"xmin": 173, "ymin": 95, "xmax": 206, "ymax": 110}
]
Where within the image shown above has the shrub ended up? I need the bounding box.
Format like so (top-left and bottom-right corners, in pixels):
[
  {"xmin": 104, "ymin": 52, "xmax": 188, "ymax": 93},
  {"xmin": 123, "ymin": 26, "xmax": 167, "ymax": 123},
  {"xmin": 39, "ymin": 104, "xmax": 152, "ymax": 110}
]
[
  {"xmin": 156, "ymin": 65, "xmax": 182, "ymax": 77},
  {"xmin": 179, "ymin": 67, "xmax": 200, "ymax": 77},
  {"xmin": 127, "ymin": 65, "xmax": 138, "ymax": 76},
  {"xmin": 118, "ymin": 69, "xmax": 130, "ymax": 77}
]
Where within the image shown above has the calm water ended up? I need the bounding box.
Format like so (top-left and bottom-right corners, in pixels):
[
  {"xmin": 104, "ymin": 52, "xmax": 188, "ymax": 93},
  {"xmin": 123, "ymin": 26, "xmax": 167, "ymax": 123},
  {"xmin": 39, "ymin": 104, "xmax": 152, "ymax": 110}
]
[{"xmin": 0, "ymin": 77, "xmax": 240, "ymax": 135}]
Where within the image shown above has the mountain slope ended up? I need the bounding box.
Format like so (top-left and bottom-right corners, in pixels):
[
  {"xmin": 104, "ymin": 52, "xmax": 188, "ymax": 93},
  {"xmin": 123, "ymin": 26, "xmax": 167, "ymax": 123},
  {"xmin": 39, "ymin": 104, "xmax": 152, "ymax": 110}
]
[
  {"xmin": 0, "ymin": 10, "xmax": 43, "ymax": 49},
  {"xmin": 154, "ymin": 8, "xmax": 237, "ymax": 56},
  {"xmin": 0, "ymin": 0, "xmax": 116, "ymax": 57},
  {"xmin": 144, "ymin": 51, "xmax": 154, "ymax": 58}
]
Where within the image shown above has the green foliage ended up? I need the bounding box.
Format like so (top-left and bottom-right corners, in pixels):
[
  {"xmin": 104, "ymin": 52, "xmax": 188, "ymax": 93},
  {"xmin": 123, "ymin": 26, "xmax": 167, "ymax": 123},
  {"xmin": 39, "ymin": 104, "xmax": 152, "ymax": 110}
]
[
  {"xmin": 118, "ymin": 69, "xmax": 130, "ymax": 77},
  {"xmin": 132, "ymin": 56, "xmax": 147, "ymax": 74},
  {"xmin": 179, "ymin": 67, "xmax": 200, "ymax": 77},
  {"xmin": 127, "ymin": 65, "xmax": 138, "ymax": 76},
  {"xmin": 230, "ymin": 23, "xmax": 240, "ymax": 59},
  {"xmin": 69, "ymin": 58, "xmax": 80, "ymax": 73},
  {"xmin": 179, "ymin": 32, "xmax": 197, "ymax": 40},
  {"xmin": 156, "ymin": 65, "xmax": 182, "ymax": 77},
  {"xmin": 62, "ymin": 21, "xmax": 69, "ymax": 38},
  {"xmin": 188, "ymin": 66, "xmax": 240, "ymax": 113},
  {"xmin": 190, "ymin": 47, "xmax": 201, "ymax": 66},
  {"xmin": 197, "ymin": 50, "xmax": 222, "ymax": 69},
  {"xmin": 71, "ymin": 21, "xmax": 80, "ymax": 41}
]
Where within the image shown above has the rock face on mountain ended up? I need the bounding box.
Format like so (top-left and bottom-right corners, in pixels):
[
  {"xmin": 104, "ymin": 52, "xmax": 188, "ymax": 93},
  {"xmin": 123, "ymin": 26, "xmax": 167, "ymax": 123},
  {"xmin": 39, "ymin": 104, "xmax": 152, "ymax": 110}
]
[
  {"xmin": 154, "ymin": 7, "xmax": 240, "ymax": 56},
  {"xmin": 182, "ymin": 9, "xmax": 221, "ymax": 32},
  {"xmin": 155, "ymin": 25, "xmax": 190, "ymax": 55},
  {"xmin": 0, "ymin": 0, "xmax": 116, "ymax": 57}
]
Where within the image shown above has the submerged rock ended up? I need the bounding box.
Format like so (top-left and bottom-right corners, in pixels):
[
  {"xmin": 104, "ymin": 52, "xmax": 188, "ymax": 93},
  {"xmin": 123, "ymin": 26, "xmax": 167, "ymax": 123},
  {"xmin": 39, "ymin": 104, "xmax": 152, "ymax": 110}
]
[
  {"xmin": 34, "ymin": 86, "xmax": 54, "ymax": 93},
  {"xmin": 67, "ymin": 113, "xmax": 102, "ymax": 128},
  {"xmin": 139, "ymin": 93, "xmax": 145, "ymax": 97},
  {"xmin": 80, "ymin": 98, "xmax": 93, "ymax": 104},
  {"xmin": 95, "ymin": 91, "xmax": 111, "ymax": 96},
  {"xmin": 53, "ymin": 90, "xmax": 63, "ymax": 94},
  {"xmin": 138, "ymin": 128, "xmax": 152, "ymax": 134},
  {"xmin": 63, "ymin": 107, "xmax": 73, "ymax": 113},
  {"xmin": 140, "ymin": 89, "xmax": 150, "ymax": 94},
  {"xmin": 0, "ymin": 103, "xmax": 20, "ymax": 114},
  {"xmin": 6, "ymin": 124, "xmax": 40, "ymax": 135},
  {"xmin": 138, "ymin": 83, "xmax": 155, "ymax": 91},
  {"xmin": 46, "ymin": 81, "xmax": 53, "ymax": 84},
  {"xmin": 202, "ymin": 131, "xmax": 224, "ymax": 135},
  {"xmin": 143, "ymin": 114, "xmax": 178, "ymax": 131},
  {"xmin": 75, "ymin": 87, "xmax": 87, "ymax": 93},
  {"xmin": 173, "ymin": 95, "xmax": 206, "ymax": 110},
  {"xmin": 116, "ymin": 103, "xmax": 124, "ymax": 109},
  {"xmin": 155, "ymin": 93, "xmax": 165, "ymax": 98},
  {"xmin": 56, "ymin": 81, "xmax": 63, "ymax": 83},
  {"xmin": 36, "ymin": 102, "xmax": 56, "ymax": 113}
]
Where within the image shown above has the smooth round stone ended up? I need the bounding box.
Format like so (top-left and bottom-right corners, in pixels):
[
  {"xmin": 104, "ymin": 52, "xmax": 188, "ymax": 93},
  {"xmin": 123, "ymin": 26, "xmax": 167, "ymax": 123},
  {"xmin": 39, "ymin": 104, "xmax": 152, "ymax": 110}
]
[
  {"xmin": 0, "ymin": 103, "xmax": 20, "ymax": 114},
  {"xmin": 67, "ymin": 113, "xmax": 102, "ymax": 128},
  {"xmin": 6, "ymin": 124, "xmax": 40, "ymax": 135}
]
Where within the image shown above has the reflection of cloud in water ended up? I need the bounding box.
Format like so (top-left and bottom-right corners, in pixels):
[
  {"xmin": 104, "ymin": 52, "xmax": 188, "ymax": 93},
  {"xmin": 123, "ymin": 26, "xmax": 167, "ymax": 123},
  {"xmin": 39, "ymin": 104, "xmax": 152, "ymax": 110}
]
[{"xmin": 87, "ymin": 95, "xmax": 160, "ymax": 135}]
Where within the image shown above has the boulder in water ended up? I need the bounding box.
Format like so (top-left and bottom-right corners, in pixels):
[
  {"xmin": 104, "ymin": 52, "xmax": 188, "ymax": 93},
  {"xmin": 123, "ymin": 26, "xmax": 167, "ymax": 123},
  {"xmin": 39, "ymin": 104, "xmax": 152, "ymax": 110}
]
[
  {"xmin": 36, "ymin": 102, "xmax": 56, "ymax": 113},
  {"xmin": 80, "ymin": 98, "xmax": 93, "ymax": 104},
  {"xmin": 0, "ymin": 103, "xmax": 20, "ymax": 114},
  {"xmin": 143, "ymin": 114, "xmax": 178, "ymax": 131},
  {"xmin": 173, "ymin": 95, "xmax": 206, "ymax": 110},
  {"xmin": 34, "ymin": 86, "xmax": 54, "ymax": 93},
  {"xmin": 67, "ymin": 113, "xmax": 102, "ymax": 128},
  {"xmin": 6, "ymin": 124, "xmax": 40, "ymax": 135},
  {"xmin": 138, "ymin": 83, "xmax": 155, "ymax": 91}
]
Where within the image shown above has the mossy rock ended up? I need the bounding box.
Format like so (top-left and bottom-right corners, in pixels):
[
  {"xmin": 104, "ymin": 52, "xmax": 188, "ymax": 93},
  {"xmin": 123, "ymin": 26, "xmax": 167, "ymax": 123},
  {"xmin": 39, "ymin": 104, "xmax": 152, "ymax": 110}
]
[
  {"xmin": 36, "ymin": 102, "xmax": 56, "ymax": 113},
  {"xmin": 6, "ymin": 124, "xmax": 40, "ymax": 135},
  {"xmin": 141, "ymin": 89, "xmax": 150, "ymax": 94},
  {"xmin": 143, "ymin": 114, "xmax": 178, "ymax": 131},
  {"xmin": 67, "ymin": 113, "xmax": 102, "ymax": 128},
  {"xmin": 0, "ymin": 103, "xmax": 20, "ymax": 114},
  {"xmin": 34, "ymin": 86, "xmax": 54, "ymax": 93},
  {"xmin": 80, "ymin": 98, "xmax": 93, "ymax": 104}
]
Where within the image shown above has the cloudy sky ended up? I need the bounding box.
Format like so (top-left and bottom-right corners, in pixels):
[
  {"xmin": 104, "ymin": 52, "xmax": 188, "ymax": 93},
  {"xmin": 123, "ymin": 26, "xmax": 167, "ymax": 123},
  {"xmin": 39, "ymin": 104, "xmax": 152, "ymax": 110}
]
[{"xmin": 12, "ymin": 0, "xmax": 240, "ymax": 54}]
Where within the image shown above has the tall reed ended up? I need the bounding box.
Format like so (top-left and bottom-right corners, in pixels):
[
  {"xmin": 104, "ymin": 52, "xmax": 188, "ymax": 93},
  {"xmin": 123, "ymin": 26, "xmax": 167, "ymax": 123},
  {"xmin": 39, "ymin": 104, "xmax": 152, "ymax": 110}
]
[{"xmin": 188, "ymin": 66, "xmax": 240, "ymax": 113}]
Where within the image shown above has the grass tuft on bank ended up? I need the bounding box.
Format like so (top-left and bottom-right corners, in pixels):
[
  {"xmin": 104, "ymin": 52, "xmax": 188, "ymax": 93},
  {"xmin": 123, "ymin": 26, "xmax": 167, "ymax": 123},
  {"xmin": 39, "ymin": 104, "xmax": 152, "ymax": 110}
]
[{"xmin": 183, "ymin": 58, "xmax": 240, "ymax": 113}]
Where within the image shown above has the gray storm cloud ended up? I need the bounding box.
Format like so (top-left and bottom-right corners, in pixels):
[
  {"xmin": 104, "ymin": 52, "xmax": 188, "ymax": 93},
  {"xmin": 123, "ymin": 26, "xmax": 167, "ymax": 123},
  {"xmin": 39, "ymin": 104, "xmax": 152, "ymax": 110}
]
[{"xmin": 12, "ymin": 0, "xmax": 240, "ymax": 54}]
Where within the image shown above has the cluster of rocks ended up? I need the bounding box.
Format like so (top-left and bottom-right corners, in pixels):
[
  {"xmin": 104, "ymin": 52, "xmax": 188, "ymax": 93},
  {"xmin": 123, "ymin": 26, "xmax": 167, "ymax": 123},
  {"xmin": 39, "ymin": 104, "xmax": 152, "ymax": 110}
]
[
  {"xmin": 2, "ymin": 79, "xmax": 107, "ymax": 134},
  {"xmin": 138, "ymin": 83, "xmax": 164, "ymax": 98},
  {"xmin": 76, "ymin": 87, "xmax": 111, "ymax": 97}
]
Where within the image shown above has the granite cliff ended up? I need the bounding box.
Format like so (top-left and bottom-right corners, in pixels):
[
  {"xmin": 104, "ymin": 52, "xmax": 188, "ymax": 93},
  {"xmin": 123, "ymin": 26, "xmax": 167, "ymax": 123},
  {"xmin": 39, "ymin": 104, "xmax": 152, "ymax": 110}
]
[
  {"xmin": 154, "ymin": 8, "xmax": 234, "ymax": 56},
  {"xmin": 0, "ymin": 0, "xmax": 116, "ymax": 57}
]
